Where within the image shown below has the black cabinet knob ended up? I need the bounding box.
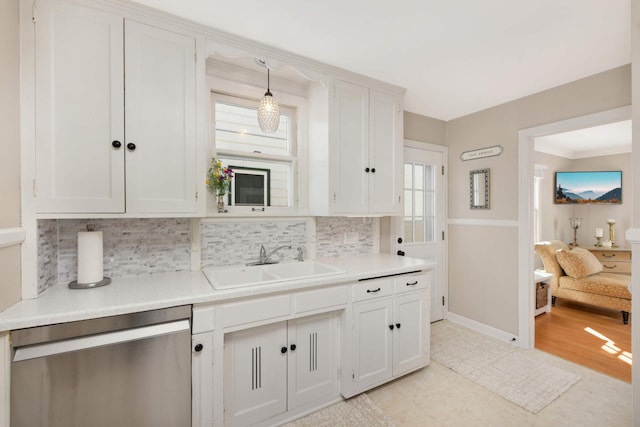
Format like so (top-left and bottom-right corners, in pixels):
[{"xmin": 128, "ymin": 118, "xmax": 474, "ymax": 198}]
[
  {"xmin": 112, "ymin": 140, "xmax": 121, "ymax": 148},
  {"xmin": 127, "ymin": 142, "xmax": 136, "ymax": 151},
  {"xmin": 389, "ymin": 324, "xmax": 394, "ymax": 330},
  {"xmin": 396, "ymin": 323, "xmax": 401, "ymax": 329},
  {"xmin": 397, "ymin": 250, "xmax": 405, "ymax": 256},
  {"xmin": 365, "ymin": 167, "xmax": 370, "ymax": 173},
  {"xmin": 371, "ymin": 168, "xmax": 376, "ymax": 173},
  {"xmin": 194, "ymin": 343, "xmax": 203, "ymax": 352},
  {"xmin": 397, "ymin": 237, "xmax": 403, "ymax": 244},
  {"xmin": 290, "ymin": 344, "xmax": 297, "ymax": 351},
  {"xmin": 281, "ymin": 346, "xmax": 288, "ymax": 354}
]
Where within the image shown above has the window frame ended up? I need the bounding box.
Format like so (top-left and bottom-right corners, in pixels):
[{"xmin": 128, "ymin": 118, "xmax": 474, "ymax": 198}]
[{"xmin": 207, "ymin": 74, "xmax": 309, "ymax": 216}]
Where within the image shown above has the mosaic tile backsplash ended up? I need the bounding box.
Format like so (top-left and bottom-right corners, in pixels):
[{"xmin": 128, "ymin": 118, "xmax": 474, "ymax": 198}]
[
  {"xmin": 37, "ymin": 216, "xmax": 378, "ymax": 293},
  {"xmin": 200, "ymin": 220, "xmax": 308, "ymax": 267},
  {"xmin": 316, "ymin": 217, "xmax": 377, "ymax": 258},
  {"xmin": 38, "ymin": 219, "xmax": 58, "ymax": 294},
  {"xmin": 38, "ymin": 218, "xmax": 192, "ymax": 292}
]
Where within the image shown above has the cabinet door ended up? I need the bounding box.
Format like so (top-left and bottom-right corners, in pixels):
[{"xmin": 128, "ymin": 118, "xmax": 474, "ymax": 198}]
[
  {"xmin": 288, "ymin": 313, "xmax": 338, "ymax": 409},
  {"xmin": 35, "ymin": 0, "xmax": 125, "ymax": 213},
  {"xmin": 224, "ymin": 322, "xmax": 287, "ymax": 426},
  {"xmin": 369, "ymin": 90, "xmax": 403, "ymax": 214},
  {"xmin": 392, "ymin": 292, "xmax": 429, "ymax": 376},
  {"xmin": 352, "ymin": 298, "xmax": 393, "ymax": 391},
  {"xmin": 192, "ymin": 332, "xmax": 214, "ymax": 427},
  {"xmin": 124, "ymin": 20, "xmax": 197, "ymax": 214},
  {"xmin": 331, "ymin": 80, "xmax": 369, "ymax": 214}
]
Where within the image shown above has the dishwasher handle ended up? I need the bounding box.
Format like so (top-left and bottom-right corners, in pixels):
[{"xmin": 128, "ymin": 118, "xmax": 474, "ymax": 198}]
[{"xmin": 13, "ymin": 319, "xmax": 190, "ymax": 362}]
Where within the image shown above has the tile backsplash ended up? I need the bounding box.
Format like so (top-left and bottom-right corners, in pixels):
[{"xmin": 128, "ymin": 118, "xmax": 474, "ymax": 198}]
[
  {"xmin": 316, "ymin": 217, "xmax": 378, "ymax": 258},
  {"xmin": 200, "ymin": 220, "xmax": 308, "ymax": 268},
  {"xmin": 38, "ymin": 218, "xmax": 192, "ymax": 292},
  {"xmin": 37, "ymin": 216, "xmax": 379, "ymax": 293}
]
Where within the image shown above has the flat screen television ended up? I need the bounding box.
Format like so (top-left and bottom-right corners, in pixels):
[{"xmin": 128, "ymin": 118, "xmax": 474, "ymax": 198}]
[{"xmin": 554, "ymin": 171, "xmax": 622, "ymax": 204}]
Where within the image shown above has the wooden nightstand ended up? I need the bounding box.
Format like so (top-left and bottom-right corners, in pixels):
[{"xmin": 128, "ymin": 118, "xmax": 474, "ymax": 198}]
[{"xmin": 583, "ymin": 246, "xmax": 632, "ymax": 275}]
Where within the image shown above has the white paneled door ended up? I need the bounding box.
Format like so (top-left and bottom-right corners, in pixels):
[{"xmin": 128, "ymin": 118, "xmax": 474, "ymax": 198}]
[{"xmin": 395, "ymin": 146, "xmax": 445, "ymax": 321}]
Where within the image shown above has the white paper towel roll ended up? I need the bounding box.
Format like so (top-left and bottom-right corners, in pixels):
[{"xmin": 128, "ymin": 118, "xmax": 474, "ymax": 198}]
[{"xmin": 77, "ymin": 231, "xmax": 104, "ymax": 284}]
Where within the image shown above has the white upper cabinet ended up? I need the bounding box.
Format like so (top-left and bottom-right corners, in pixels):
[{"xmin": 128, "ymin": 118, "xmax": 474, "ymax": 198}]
[
  {"xmin": 124, "ymin": 20, "xmax": 198, "ymax": 214},
  {"xmin": 35, "ymin": 0, "xmax": 125, "ymax": 213},
  {"xmin": 34, "ymin": 0, "xmax": 199, "ymax": 215},
  {"xmin": 309, "ymin": 78, "xmax": 403, "ymax": 216}
]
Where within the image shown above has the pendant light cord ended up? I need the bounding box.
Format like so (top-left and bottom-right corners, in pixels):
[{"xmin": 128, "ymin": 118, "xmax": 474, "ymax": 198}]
[{"xmin": 265, "ymin": 68, "xmax": 272, "ymax": 97}]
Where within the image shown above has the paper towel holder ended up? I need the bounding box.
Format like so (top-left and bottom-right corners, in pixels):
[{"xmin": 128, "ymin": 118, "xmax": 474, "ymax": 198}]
[
  {"xmin": 68, "ymin": 224, "xmax": 111, "ymax": 289},
  {"xmin": 68, "ymin": 277, "xmax": 111, "ymax": 289}
]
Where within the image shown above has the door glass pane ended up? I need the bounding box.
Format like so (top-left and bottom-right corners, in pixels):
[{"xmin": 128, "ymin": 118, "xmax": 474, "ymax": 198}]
[
  {"xmin": 404, "ymin": 218, "xmax": 413, "ymax": 243},
  {"xmin": 414, "ymin": 218, "xmax": 424, "ymax": 243},
  {"xmin": 414, "ymin": 192, "xmax": 424, "ymax": 217},
  {"xmin": 404, "ymin": 164, "xmax": 412, "ymax": 189},
  {"xmin": 424, "ymin": 165, "xmax": 434, "ymax": 190},
  {"xmin": 404, "ymin": 190, "xmax": 412, "ymax": 216},
  {"xmin": 414, "ymin": 165, "xmax": 423, "ymax": 190},
  {"xmin": 425, "ymin": 217, "xmax": 434, "ymax": 242}
]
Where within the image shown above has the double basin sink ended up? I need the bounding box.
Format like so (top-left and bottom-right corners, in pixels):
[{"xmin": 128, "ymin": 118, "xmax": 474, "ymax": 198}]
[{"xmin": 203, "ymin": 261, "xmax": 346, "ymax": 290}]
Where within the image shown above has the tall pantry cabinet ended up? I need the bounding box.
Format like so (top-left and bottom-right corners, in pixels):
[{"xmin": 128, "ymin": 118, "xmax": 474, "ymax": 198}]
[{"xmin": 33, "ymin": 0, "xmax": 199, "ymax": 215}]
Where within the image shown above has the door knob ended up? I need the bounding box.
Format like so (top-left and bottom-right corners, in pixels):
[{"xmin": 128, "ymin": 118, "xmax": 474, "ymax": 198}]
[{"xmin": 194, "ymin": 343, "xmax": 203, "ymax": 352}]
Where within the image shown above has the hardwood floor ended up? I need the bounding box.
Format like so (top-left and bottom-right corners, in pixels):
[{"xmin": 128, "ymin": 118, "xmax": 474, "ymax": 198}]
[{"xmin": 535, "ymin": 299, "xmax": 631, "ymax": 383}]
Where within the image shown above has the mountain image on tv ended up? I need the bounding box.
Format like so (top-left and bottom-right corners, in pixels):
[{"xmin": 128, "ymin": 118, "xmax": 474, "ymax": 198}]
[{"xmin": 554, "ymin": 171, "xmax": 622, "ymax": 204}]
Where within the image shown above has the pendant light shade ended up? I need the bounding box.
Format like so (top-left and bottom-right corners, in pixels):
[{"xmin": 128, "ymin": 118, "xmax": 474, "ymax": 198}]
[{"xmin": 257, "ymin": 68, "xmax": 280, "ymax": 133}]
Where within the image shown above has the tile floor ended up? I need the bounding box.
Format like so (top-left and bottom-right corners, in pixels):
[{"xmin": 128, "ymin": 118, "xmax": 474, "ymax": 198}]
[{"xmin": 367, "ymin": 322, "xmax": 632, "ymax": 427}]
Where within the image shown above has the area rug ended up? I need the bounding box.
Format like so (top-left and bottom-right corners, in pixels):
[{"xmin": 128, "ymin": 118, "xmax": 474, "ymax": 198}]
[
  {"xmin": 431, "ymin": 321, "xmax": 581, "ymax": 414},
  {"xmin": 284, "ymin": 394, "xmax": 396, "ymax": 427}
]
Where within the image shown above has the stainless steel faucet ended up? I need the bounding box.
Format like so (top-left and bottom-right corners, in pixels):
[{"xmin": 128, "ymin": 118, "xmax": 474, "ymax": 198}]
[{"xmin": 248, "ymin": 244, "xmax": 292, "ymax": 265}]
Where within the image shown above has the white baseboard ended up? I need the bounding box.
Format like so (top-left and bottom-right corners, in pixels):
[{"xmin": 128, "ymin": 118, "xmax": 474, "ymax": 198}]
[{"xmin": 445, "ymin": 311, "xmax": 520, "ymax": 346}]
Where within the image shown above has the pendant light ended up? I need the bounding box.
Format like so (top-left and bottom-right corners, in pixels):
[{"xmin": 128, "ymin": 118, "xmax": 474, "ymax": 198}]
[{"xmin": 257, "ymin": 67, "xmax": 280, "ymax": 133}]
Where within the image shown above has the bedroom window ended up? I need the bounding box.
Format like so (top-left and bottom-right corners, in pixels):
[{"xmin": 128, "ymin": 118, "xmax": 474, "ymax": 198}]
[{"xmin": 212, "ymin": 93, "xmax": 297, "ymax": 213}]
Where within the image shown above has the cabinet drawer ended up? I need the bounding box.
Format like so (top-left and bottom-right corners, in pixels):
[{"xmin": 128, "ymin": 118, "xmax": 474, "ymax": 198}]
[
  {"xmin": 223, "ymin": 295, "xmax": 291, "ymax": 328},
  {"xmin": 295, "ymin": 285, "xmax": 349, "ymax": 314},
  {"xmin": 394, "ymin": 272, "xmax": 430, "ymax": 294},
  {"xmin": 353, "ymin": 278, "xmax": 393, "ymax": 302},
  {"xmin": 590, "ymin": 250, "xmax": 631, "ymax": 262},
  {"xmin": 601, "ymin": 261, "xmax": 632, "ymax": 274}
]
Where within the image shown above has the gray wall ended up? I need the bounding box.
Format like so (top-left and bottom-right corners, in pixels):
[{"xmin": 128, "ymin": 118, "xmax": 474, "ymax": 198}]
[
  {"xmin": 0, "ymin": 0, "xmax": 22, "ymax": 312},
  {"xmin": 446, "ymin": 65, "xmax": 631, "ymax": 335},
  {"xmin": 404, "ymin": 111, "xmax": 446, "ymax": 146},
  {"xmin": 535, "ymin": 151, "xmax": 632, "ymax": 248}
]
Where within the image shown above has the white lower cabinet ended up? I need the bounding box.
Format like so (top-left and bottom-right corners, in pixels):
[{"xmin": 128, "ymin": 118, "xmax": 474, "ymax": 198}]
[
  {"xmin": 223, "ymin": 312, "xmax": 339, "ymax": 426},
  {"xmin": 345, "ymin": 274, "xmax": 430, "ymax": 397}
]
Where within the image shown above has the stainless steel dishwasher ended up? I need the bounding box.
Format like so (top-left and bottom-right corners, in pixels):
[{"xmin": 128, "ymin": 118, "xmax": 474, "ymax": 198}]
[{"xmin": 10, "ymin": 305, "xmax": 192, "ymax": 427}]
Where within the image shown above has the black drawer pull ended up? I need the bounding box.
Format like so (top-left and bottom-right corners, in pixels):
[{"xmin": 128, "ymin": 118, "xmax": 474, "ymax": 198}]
[
  {"xmin": 406, "ymin": 281, "xmax": 418, "ymax": 286},
  {"xmin": 366, "ymin": 288, "xmax": 381, "ymax": 293}
]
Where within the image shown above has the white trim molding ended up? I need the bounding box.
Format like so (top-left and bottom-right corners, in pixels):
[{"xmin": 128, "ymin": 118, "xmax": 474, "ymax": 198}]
[
  {"xmin": 445, "ymin": 312, "xmax": 519, "ymax": 345},
  {"xmin": 0, "ymin": 331, "xmax": 10, "ymax": 427},
  {"xmin": 448, "ymin": 218, "xmax": 518, "ymax": 227},
  {"xmin": 0, "ymin": 227, "xmax": 25, "ymax": 249}
]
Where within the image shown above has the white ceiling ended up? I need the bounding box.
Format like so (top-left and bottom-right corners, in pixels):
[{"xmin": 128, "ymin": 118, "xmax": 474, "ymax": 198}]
[
  {"xmin": 534, "ymin": 120, "xmax": 632, "ymax": 159},
  {"xmin": 130, "ymin": 0, "xmax": 630, "ymax": 121}
]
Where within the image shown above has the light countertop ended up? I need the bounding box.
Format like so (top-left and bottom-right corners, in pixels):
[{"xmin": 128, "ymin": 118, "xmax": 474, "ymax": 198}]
[{"xmin": 0, "ymin": 253, "xmax": 433, "ymax": 331}]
